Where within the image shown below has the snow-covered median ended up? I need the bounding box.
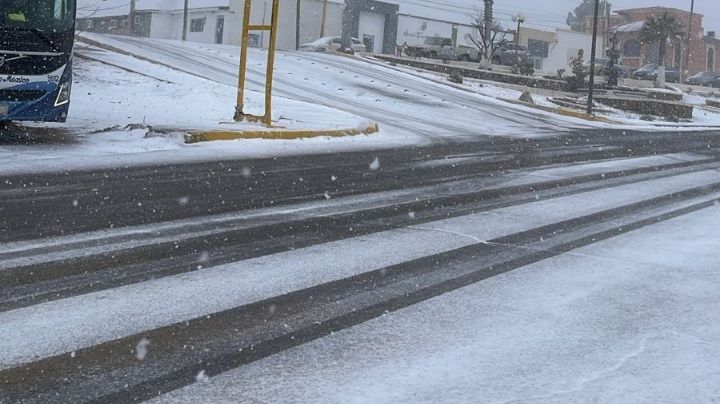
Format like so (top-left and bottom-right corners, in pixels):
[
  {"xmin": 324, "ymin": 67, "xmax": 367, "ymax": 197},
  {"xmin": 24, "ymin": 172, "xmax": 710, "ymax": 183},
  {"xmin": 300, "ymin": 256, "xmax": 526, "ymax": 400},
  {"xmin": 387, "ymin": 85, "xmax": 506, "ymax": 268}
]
[{"xmin": 0, "ymin": 50, "xmax": 394, "ymax": 175}]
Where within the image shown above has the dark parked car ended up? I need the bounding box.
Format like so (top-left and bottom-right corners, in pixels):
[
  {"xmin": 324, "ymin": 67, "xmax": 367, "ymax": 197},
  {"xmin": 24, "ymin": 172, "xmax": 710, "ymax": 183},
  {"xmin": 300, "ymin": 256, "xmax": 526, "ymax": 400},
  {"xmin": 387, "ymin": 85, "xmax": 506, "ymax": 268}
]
[
  {"xmin": 631, "ymin": 64, "xmax": 680, "ymax": 83},
  {"xmin": 582, "ymin": 58, "xmax": 627, "ymax": 77},
  {"xmin": 685, "ymin": 71, "xmax": 720, "ymax": 87},
  {"xmin": 491, "ymin": 44, "xmax": 531, "ymax": 66}
]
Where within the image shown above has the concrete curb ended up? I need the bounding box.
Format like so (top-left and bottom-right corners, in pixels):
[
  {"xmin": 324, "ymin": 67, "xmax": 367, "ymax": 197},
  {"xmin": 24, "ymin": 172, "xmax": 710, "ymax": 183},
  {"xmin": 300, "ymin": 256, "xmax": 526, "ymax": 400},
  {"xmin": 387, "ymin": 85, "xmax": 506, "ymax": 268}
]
[
  {"xmin": 184, "ymin": 122, "xmax": 380, "ymax": 143},
  {"xmin": 499, "ymin": 98, "xmax": 619, "ymax": 124}
]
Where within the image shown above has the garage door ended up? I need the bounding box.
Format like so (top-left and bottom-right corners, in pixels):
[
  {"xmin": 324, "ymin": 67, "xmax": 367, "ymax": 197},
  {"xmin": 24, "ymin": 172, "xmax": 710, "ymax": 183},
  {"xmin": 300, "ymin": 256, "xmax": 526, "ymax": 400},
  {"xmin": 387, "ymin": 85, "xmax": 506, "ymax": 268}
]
[{"xmin": 358, "ymin": 11, "xmax": 386, "ymax": 54}]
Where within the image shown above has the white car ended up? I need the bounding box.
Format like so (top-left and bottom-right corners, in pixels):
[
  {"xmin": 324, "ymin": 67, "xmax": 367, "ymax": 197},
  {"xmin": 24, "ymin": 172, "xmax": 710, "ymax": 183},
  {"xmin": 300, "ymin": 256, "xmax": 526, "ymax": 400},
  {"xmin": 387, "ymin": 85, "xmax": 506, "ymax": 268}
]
[{"xmin": 300, "ymin": 36, "xmax": 367, "ymax": 54}]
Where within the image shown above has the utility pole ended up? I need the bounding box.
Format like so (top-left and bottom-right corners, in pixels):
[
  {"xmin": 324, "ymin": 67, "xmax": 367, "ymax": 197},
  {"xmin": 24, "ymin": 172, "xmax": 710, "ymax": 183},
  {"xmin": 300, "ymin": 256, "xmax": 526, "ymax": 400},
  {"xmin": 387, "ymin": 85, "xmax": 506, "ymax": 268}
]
[
  {"xmin": 320, "ymin": 0, "xmax": 328, "ymax": 38},
  {"xmin": 587, "ymin": 0, "xmax": 600, "ymax": 115},
  {"xmin": 603, "ymin": 2, "xmax": 611, "ymax": 57},
  {"xmin": 682, "ymin": 0, "xmax": 695, "ymax": 82},
  {"xmin": 483, "ymin": 0, "xmax": 493, "ymax": 43},
  {"xmin": 296, "ymin": 0, "xmax": 301, "ymax": 50},
  {"xmin": 512, "ymin": 14, "xmax": 525, "ymax": 71},
  {"xmin": 129, "ymin": 0, "xmax": 136, "ymax": 35},
  {"xmin": 182, "ymin": 0, "xmax": 189, "ymax": 40}
]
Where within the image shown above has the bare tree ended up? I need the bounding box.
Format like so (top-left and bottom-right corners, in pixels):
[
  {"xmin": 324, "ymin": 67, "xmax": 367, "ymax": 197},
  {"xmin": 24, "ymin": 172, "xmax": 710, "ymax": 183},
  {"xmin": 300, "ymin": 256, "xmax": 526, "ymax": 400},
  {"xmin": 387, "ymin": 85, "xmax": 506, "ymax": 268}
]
[{"xmin": 468, "ymin": 11, "xmax": 510, "ymax": 65}]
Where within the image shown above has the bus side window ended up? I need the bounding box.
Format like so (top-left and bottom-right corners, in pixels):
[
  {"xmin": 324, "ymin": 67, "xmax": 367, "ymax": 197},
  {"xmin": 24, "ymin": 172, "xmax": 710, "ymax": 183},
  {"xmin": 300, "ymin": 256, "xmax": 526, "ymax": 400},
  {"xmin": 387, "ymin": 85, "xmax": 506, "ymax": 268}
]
[{"xmin": 54, "ymin": 0, "xmax": 68, "ymax": 19}]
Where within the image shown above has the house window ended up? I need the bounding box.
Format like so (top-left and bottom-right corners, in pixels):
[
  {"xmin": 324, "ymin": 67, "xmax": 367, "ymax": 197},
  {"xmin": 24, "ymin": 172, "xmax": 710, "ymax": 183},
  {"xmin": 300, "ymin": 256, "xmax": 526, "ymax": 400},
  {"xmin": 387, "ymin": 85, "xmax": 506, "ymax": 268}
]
[
  {"xmin": 527, "ymin": 39, "xmax": 549, "ymax": 58},
  {"xmin": 190, "ymin": 18, "xmax": 206, "ymax": 33},
  {"xmin": 622, "ymin": 39, "xmax": 641, "ymax": 57}
]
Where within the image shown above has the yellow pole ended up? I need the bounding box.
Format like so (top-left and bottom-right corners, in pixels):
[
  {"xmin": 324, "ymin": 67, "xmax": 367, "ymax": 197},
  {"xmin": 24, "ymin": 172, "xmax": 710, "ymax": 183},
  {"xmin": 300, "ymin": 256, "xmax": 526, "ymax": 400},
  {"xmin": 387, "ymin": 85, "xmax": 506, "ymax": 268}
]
[
  {"xmin": 263, "ymin": 0, "xmax": 280, "ymax": 126},
  {"xmin": 234, "ymin": 0, "xmax": 253, "ymax": 121}
]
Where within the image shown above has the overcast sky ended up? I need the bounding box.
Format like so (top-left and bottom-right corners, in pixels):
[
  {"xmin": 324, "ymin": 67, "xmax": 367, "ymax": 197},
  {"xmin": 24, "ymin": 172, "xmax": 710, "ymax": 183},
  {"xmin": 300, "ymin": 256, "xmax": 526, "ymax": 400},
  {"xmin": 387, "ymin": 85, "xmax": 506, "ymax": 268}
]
[
  {"xmin": 78, "ymin": 0, "xmax": 720, "ymax": 33},
  {"xmin": 395, "ymin": 0, "xmax": 720, "ymax": 33}
]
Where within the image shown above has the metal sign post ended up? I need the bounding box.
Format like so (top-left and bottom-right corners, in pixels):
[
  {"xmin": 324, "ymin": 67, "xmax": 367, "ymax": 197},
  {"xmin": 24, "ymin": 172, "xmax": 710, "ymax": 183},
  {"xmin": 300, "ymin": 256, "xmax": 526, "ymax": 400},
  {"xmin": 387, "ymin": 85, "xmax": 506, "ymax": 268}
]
[{"xmin": 234, "ymin": 0, "xmax": 280, "ymax": 127}]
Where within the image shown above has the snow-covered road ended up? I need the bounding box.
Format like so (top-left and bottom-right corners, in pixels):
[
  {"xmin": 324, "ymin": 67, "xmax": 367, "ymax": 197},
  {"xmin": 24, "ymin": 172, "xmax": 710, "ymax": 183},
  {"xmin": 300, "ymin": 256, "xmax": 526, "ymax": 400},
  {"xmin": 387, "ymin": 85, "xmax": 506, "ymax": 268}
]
[
  {"xmin": 3, "ymin": 163, "xmax": 718, "ymax": 368},
  {"xmin": 2, "ymin": 34, "xmax": 720, "ymax": 404},
  {"xmin": 2, "ymin": 146, "xmax": 720, "ymax": 402},
  {"xmin": 151, "ymin": 203, "xmax": 720, "ymax": 404}
]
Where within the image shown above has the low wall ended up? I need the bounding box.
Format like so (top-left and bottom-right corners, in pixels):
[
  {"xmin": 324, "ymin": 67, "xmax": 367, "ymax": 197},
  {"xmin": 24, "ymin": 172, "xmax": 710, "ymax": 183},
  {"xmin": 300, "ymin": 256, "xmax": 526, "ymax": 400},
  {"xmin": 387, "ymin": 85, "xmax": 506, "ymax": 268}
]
[
  {"xmin": 374, "ymin": 55, "xmax": 571, "ymax": 92},
  {"xmin": 595, "ymin": 96, "xmax": 693, "ymax": 120},
  {"xmin": 708, "ymin": 98, "xmax": 720, "ymax": 108}
]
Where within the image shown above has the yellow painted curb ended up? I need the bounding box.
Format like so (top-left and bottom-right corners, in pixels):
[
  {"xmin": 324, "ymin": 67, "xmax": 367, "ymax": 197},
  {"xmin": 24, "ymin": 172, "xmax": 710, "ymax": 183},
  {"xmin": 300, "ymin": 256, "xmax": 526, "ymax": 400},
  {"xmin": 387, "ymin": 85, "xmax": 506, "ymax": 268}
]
[
  {"xmin": 500, "ymin": 97, "xmax": 619, "ymax": 124},
  {"xmin": 555, "ymin": 108, "xmax": 618, "ymax": 124},
  {"xmin": 185, "ymin": 122, "xmax": 380, "ymax": 144}
]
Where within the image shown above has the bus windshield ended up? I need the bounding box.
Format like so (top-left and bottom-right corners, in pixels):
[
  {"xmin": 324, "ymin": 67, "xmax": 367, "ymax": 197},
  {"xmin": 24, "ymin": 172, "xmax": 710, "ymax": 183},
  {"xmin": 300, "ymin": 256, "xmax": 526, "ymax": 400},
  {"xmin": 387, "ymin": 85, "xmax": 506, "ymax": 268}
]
[{"xmin": 0, "ymin": 0, "xmax": 76, "ymax": 33}]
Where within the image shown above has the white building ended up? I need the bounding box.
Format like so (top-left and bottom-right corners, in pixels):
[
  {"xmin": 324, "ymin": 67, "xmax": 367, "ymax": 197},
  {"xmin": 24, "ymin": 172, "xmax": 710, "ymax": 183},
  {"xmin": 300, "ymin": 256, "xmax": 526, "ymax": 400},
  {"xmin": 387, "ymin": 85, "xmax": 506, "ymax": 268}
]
[
  {"xmin": 518, "ymin": 25, "xmax": 604, "ymax": 74},
  {"xmin": 77, "ymin": 0, "xmax": 233, "ymax": 44},
  {"xmin": 78, "ymin": 0, "xmax": 480, "ymax": 53},
  {"xmin": 397, "ymin": 14, "xmax": 476, "ymax": 48},
  {"xmin": 225, "ymin": 0, "xmax": 345, "ymax": 50}
]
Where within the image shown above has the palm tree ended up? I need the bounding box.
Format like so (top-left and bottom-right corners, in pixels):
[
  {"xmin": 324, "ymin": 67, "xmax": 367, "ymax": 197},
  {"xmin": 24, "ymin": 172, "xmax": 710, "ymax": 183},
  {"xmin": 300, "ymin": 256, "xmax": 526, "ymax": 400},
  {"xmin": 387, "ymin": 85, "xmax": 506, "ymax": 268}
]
[{"xmin": 639, "ymin": 12, "xmax": 684, "ymax": 86}]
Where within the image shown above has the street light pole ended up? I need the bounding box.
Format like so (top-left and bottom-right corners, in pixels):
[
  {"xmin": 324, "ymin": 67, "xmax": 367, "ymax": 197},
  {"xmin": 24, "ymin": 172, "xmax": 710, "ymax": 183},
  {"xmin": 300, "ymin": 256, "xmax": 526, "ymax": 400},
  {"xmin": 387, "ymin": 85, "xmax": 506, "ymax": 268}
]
[
  {"xmin": 587, "ymin": 0, "xmax": 600, "ymax": 115},
  {"xmin": 296, "ymin": 0, "xmax": 301, "ymax": 50},
  {"xmin": 512, "ymin": 14, "xmax": 525, "ymax": 72},
  {"xmin": 129, "ymin": 0, "xmax": 136, "ymax": 35},
  {"xmin": 682, "ymin": 0, "xmax": 695, "ymax": 82},
  {"xmin": 182, "ymin": 0, "xmax": 189, "ymax": 41}
]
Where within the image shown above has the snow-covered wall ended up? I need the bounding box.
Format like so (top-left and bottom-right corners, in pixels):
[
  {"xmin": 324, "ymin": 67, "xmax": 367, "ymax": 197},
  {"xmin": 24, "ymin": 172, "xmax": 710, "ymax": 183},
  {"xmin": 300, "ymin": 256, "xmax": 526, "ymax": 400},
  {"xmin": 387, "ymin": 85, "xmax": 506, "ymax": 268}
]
[
  {"xmin": 226, "ymin": 0, "xmax": 343, "ymax": 50},
  {"xmin": 546, "ymin": 29, "xmax": 604, "ymax": 73},
  {"xmin": 148, "ymin": 9, "xmax": 230, "ymax": 44},
  {"xmin": 397, "ymin": 15, "xmax": 476, "ymax": 47}
]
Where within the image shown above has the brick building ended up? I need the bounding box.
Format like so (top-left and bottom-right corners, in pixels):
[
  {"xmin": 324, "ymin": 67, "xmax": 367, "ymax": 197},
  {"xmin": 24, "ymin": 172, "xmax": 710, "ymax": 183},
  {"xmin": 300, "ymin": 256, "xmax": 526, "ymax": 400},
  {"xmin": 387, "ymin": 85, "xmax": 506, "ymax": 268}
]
[{"xmin": 594, "ymin": 7, "xmax": 718, "ymax": 76}]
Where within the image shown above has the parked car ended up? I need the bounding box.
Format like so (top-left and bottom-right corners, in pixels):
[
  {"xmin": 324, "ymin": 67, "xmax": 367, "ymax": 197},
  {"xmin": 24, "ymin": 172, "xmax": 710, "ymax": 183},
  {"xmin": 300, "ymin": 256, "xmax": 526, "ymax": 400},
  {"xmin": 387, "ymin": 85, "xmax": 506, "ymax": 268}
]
[
  {"xmin": 631, "ymin": 64, "xmax": 680, "ymax": 83},
  {"xmin": 582, "ymin": 58, "xmax": 627, "ymax": 77},
  {"xmin": 405, "ymin": 37, "xmax": 480, "ymax": 62},
  {"xmin": 490, "ymin": 44, "xmax": 531, "ymax": 66},
  {"xmin": 685, "ymin": 71, "xmax": 720, "ymax": 87},
  {"xmin": 300, "ymin": 36, "xmax": 366, "ymax": 53}
]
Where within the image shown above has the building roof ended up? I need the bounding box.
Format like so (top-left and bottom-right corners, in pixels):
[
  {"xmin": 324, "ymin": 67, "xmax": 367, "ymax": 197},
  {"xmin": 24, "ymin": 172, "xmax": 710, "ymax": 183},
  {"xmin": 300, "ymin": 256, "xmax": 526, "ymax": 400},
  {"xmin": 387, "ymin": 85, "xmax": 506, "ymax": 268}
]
[
  {"xmin": 616, "ymin": 6, "xmax": 703, "ymax": 18},
  {"xmin": 611, "ymin": 21, "xmax": 645, "ymax": 33}
]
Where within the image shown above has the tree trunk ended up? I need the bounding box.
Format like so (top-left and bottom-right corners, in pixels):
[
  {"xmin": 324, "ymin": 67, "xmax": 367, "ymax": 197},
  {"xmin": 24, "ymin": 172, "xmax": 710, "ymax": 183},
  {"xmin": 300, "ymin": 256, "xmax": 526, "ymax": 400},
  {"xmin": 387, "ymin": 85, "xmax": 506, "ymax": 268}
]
[{"xmin": 656, "ymin": 41, "xmax": 667, "ymax": 87}]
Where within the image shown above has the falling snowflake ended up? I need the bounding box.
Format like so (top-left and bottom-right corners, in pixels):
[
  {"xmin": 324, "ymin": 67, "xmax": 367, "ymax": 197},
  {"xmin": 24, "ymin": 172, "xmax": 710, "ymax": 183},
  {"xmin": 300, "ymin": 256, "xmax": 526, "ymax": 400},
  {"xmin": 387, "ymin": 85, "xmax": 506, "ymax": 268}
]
[
  {"xmin": 369, "ymin": 157, "xmax": 381, "ymax": 171},
  {"xmin": 196, "ymin": 370, "xmax": 210, "ymax": 383},
  {"xmin": 241, "ymin": 167, "xmax": 252, "ymax": 178},
  {"xmin": 408, "ymin": 211, "xmax": 416, "ymax": 219},
  {"xmin": 178, "ymin": 197, "xmax": 190, "ymax": 206},
  {"xmin": 198, "ymin": 251, "xmax": 210, "ymax": 263},
  {"xmin": 136, "ymin": 338, "xmax": 150, "ymax": 361}
]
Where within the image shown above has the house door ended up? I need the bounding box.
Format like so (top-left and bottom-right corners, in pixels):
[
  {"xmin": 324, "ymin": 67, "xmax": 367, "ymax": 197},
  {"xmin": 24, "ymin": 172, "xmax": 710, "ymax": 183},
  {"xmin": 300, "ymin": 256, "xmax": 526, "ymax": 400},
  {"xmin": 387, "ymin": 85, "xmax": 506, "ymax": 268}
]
[
  {"xmin": 215, "ymin": 16, "xmax": 224, "ymax": 44},
  {"xmin": 358, "ymin": 11, "xmax": 386, "ymax": 53}
]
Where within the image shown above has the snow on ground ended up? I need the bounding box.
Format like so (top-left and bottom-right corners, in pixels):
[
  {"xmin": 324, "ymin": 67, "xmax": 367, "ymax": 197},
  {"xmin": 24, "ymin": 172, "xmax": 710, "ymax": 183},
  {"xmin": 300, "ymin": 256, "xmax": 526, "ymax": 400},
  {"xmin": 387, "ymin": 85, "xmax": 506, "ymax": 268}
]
[
  {"xmin": 0, "ymin": 48, "xmax": 405, "ymax": 175},
  {"xmin": 1, "ymin": 165, "xmax": 719, "ymax": 369},
  {"xmin": 0, "ymin": 33, "xmax": 562, "ymax": 175},
  {"xmin": 150, "ymin": 202, "xmax": 720, "ymax": 404},
  {"xmin": 1, "ymin": 33, "xmax": 717, "ymax": 175},
  {"xmin": 76, "ymin": 33, "xmax": 593, "ymax": 137},
  {"xmin": 377, "ymin": 57, "xmax": 720, "ymax": 130}
]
